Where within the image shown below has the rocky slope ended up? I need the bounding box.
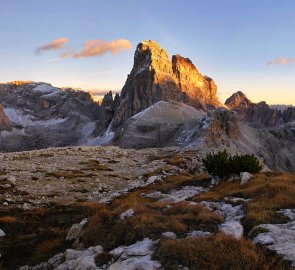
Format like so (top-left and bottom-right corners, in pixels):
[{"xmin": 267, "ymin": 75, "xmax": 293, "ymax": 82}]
[{"xmin": 0, "ymin": 146, "xmax": 293, "ymax": 269}]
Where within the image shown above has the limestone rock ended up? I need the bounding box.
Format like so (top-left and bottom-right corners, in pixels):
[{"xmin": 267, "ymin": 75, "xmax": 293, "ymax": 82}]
[
  {"xmin": 120, "ymin": 208, "xmax": 135, "ymax": 220},
  {"xmin": 0, "ymin": 229, "xmax": 5, "ymax": 237},
  {"xmin": 66, "ymin": 218, "xmax": 88, "ymax": 246},
  {"xmin": 240, "ymin": 172, "xmax": 253, "ymax": 185},
  {"xmin": 161, "ymin": 231, "xmax": 177, "ymax": 239},
  {"xmin": 252, "ymin": 209, "xmax": 295, "ymax": 267},
  {"xmin": 219, "ymin": 221, "xmax": 243, "ymax": 239}
]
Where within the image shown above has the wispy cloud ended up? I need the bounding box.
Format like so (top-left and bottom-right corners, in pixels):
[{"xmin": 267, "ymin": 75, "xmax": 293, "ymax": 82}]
[
  {"xmin": 267, "ymin": 56, "xmax": 295, "ymax": 66},
  {"xmin": 44, "ymin": 58, "xmax": 63, "ymax": 63},
  {"xmin": 35, "ymin": 37, "xmax": 69, "ymax": 54},
  {"xmin": 61, "ymin": 39, "xmax": 132, "ymax": 59}
]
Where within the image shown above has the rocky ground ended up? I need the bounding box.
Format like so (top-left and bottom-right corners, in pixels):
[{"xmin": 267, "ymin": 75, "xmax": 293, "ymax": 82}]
[{"xmin": 0, "ymin": 146, "xmax": 295, "ymax": 269}]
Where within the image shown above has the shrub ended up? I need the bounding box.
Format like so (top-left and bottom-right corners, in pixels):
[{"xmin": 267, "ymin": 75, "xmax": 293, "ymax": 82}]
[
  {"xmin": 202, "ymin": 151, "xmax": 262, "ymax": 178},
  {"xmin": 202, "ymin": 150, "xmax": 230, "ymax": 178},
  {"xmin": 229, "ymin": 154, "xmax": 262, "ymax": 175}
]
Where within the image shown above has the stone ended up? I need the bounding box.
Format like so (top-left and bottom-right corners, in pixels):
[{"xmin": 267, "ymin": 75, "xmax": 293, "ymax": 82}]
[
  {"xmin": 107, "ymin": 255, "xmax": 162, "ymax": 270},
  {"xmin": 161, "ymin": 232, "xmax": 177, "ymax": 239},
  {"xmin": 66, "ymin": 218, "xmax": 88, "ymax": 242},
  {"xmin": 120, "ymin": 209, "xmax": 135, "ymax": 220},
  {"xmin": 240, "ymin": 172, "xmax": 253, "ymax": 185},
  {"xmin": 251, "ymin": 209, "xmax": 295, "ymax": 266},
  {"xmin": 219, "ymin": 221, "xmax": 243, "ymax": 239},
  {"xmin": 186, "ymin": 231, "xmax": 212, "ymax": 238},
  {"xmin": 6, "ymin": 176, "xmax": 16, "ymax": 185},
  {"xmin": 146, "ymin": 175, "xmax": 162, "ymax": 185},
  {"xmin": 0, "ymin": 229, "xmax": 5, "ymax": 237},
  {"xmin": 144, "ymin": 186, "xmax": 208, "ymax": 203},
  {"xmin": 253, "ymin": 233, "xmax": 275, "ymax": 245},
  {"xmin": 108, "ymin": 239, "xmax": 161, "ymax": 270}
]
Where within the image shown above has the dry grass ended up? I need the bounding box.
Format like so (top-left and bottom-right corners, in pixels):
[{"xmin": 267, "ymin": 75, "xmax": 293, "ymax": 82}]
[
  {"xmin": 81, "ymin": 189, "xmax": 223, "ymax": 250},
  {"xmin": 46, "ymin": 169, "xmax": 86, "ymax": 179},
  {"xmin": 36, "ymin": 238, "xmax": 62, "ymax": 258},
  {"xmin": 194, "ymin": 172, "xmax": 295, "ymax": 232},
  {"xmin": 80, "ymin": 159, "xmax": 113, "ymax": 171},
  {"xmin": 152, "ymin": 173, "xmax": 210, "ymax": 192},
  {"xmin": 0, "ymin": 216, "xmax": 17, "ymax": 223},
  {"xmin": 154, "ymin": 234, "xmax": 288, "ymax": 270}
]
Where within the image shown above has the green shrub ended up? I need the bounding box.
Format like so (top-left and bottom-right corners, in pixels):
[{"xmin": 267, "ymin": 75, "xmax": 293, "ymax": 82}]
[
  {"xmin": 202, "ymin": 150, "xmax": 230, "ymax": 178},
  {"xmin": 229, "ymin": 154, "xmax": 262, "ymax": 175},
  {"xmin": 202, "ymin": 151, "xmax": 262, "ymax": 178}
]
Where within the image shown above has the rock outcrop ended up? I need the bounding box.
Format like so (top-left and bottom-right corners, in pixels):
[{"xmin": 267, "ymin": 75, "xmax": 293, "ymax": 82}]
[
  {"xmin": 111, "ymin": 40, "xmax": 220, "ymax": 128},
  {"xmin": 225, "ymin": 91, "xmax": 253, "ymax": 110},
  {"xmin": 205, "ymin": 108, "xmax": 240, "ymax": 146},
  {"xmin": 0, "ymin": 103, "xmax": 11, "ymax": 131}
]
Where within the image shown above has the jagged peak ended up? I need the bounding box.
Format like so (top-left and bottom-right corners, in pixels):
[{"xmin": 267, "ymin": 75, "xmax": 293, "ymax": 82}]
[{"xmin": 225, "ymin": 91, "xmax": 253, "ymax": 109}]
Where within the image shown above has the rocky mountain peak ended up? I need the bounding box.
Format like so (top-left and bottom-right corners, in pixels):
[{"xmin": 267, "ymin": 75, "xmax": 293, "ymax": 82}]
[
  {"xmin": 112, "ymin": 40, "xmax": 220, "ymax": 128},
  {"xmin": 225, "ymin": 91, "xmax": 253, "ymax": 109}
]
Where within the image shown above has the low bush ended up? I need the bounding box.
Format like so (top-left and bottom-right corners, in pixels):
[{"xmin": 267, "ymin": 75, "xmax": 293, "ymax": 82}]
[{"xmin": 202, "ymin": 150, "xmax": 262, "ymax": 178}]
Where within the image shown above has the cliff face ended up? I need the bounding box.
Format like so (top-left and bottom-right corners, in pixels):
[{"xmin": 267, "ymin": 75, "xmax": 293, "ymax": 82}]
[
  {"xmin": 172, "ymin": 54, "xmax": 219, "ymax": 108},
  {"xmin": 0, "ymin": 103, "xmax": 11, "ymax": 131},
  {"xmin": 111, "ymin": 40, "xmax": 220, "ymax": 128}
]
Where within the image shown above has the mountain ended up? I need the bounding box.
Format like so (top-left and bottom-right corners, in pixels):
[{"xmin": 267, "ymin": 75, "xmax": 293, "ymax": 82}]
[
  {"xmin": 226, "ymin": 91, "xmax": 295, "ymax": 127},
  {"xmin": 110, "ymin": 40, "xmax": 220, "ymax": 129},
  {"xmin": 0, "ymin": 81, "xmax": 100, "ymax": 151},
  {"xmin": 0, "ymin": 41, "xmax": 295, "ymax": 172}
]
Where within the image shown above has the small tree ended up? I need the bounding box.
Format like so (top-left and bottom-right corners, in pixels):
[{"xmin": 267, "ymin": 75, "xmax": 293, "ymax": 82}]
[
  {"xmin": 229, "ymin": 154, "xmax": 262, "ymax": 175},
  {"xmin": 203, "ymin": 150, "xmax": 262, "ymax": 179},
  {"xmin": 202, "ymin": 150, "xmax": 230, "ymax": 178}
]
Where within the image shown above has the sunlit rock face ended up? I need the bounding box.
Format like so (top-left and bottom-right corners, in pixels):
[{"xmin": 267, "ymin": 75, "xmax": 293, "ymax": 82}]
[
  {"xmin": 172, "ymin": 54, "xmax": 219, "ymax": 108},
  {"xmin": 225, "ymin": 91, "xmax": 253, "ymax": 110},
  {"xmin": 0, "ymin": 103, "xmax": 11, "ymax": 131},
  {"xmin": 112, "ymin": 40, "xmax": 220, "ymax": 128}
]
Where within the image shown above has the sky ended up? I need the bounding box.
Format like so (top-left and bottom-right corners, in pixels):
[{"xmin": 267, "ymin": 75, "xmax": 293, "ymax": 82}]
[{"xmin": 0, "ymin": 0, "xmax": 295, "ymax": 105}]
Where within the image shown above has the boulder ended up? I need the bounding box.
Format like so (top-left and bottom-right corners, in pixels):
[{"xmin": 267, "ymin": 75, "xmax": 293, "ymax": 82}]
[
  {"xmin": 240, "ymin": 172, "xmax": 253, "ymax": 185},
  {"xmin": 120, "ymin": 209, "xmax": 135, "ymax": 220}
]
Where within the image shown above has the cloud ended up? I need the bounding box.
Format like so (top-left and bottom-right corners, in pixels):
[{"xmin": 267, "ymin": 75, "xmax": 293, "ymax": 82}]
[
  {"xmin": 35, "ymin": 37, "xmax": 69, "ymax": 54},
  {"xmin": 61, "ymin": 39, "xmax": 132, "ymax": 59},
  {"xmin": 267, "ymin": 56, "xmax": 295, "ymax": 66}
]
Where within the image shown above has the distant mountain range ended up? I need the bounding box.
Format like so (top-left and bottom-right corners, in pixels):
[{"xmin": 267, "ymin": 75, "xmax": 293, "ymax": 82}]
[{"xmin": 0, "ymin": 40, "xmax": 295, "ymax": 171}]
